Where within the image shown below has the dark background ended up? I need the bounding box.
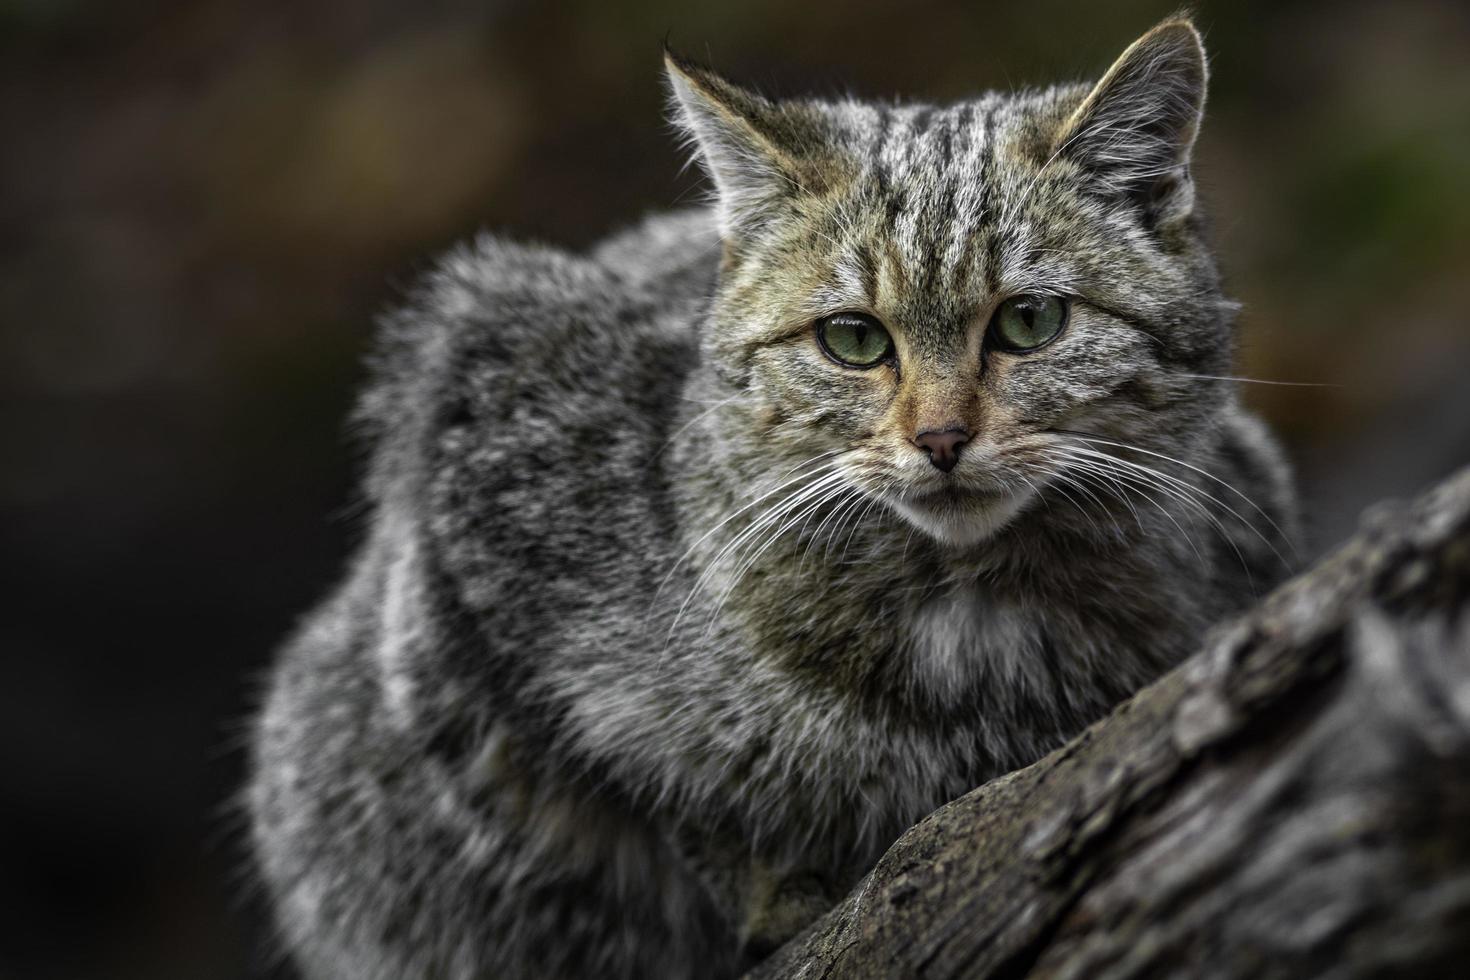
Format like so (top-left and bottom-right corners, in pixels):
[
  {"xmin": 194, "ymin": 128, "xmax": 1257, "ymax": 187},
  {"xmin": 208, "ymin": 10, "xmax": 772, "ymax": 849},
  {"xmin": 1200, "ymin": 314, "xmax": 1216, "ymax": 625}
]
[{"xmin": 2, "ymin": 0, "xmax": 1467, "ymax": 977}]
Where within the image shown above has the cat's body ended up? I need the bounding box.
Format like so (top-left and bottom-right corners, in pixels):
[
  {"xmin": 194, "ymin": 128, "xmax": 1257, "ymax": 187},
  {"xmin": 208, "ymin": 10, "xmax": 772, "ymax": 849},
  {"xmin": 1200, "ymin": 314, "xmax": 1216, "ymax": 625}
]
[{"xmin": 250, "ymin": 21, "xmax": 1296, "ymax": 979}]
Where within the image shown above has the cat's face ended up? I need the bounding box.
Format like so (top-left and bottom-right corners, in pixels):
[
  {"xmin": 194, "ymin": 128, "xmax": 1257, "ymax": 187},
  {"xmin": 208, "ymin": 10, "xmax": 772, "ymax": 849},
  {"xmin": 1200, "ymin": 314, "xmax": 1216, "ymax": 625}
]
[{"xmin": 670, "ymin": 20, "xmax": 1229, "ymax": 547}]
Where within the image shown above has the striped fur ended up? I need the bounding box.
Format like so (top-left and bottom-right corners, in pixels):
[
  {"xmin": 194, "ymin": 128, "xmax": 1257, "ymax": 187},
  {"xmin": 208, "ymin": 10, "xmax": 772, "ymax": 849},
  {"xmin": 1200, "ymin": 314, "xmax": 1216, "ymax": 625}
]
[{"xmin": 249, "ymin": 18, "xmax": 1297, "ymax": 979}]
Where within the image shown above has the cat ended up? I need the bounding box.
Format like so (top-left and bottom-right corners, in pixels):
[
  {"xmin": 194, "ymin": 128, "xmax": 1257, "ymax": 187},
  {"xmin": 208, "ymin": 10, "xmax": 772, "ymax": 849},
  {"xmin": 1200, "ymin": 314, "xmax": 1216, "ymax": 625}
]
[{"xmin": 248, "ymin": 17, "xmax": 1296, "ymax": 979}]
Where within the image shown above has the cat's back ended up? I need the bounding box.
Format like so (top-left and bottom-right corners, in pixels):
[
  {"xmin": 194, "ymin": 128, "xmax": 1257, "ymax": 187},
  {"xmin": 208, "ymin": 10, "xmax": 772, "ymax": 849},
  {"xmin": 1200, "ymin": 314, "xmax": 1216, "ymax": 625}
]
[
  {"xmin": 250, "ymin": 210, "xmax": 735, "ymax": 978},
  {"xmin": 355, "ymin": 209, "xmax": 719, "ymax": 616},
  {"xmin": 1209, "ymin": 402, "xmax": 1301, "ymax": 599},
  {"xmin": 364, "ymin": 207, "xmax": 717, "ymax": 446}
]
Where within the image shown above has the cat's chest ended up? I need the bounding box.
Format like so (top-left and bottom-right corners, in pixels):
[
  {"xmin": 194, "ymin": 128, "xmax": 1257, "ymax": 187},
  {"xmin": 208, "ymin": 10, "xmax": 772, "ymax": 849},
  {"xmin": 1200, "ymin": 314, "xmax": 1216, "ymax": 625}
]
[{"xmin": 901, "ymin": 587, "xmax": 1055, "ymax": 707}]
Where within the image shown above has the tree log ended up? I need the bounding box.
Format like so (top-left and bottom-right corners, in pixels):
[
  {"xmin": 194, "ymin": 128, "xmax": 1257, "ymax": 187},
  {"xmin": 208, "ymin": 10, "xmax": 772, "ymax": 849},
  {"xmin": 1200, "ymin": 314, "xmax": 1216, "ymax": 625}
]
[{"xmin": 754, "ymin": 465, "xmax": 1470, "ymax": 979}]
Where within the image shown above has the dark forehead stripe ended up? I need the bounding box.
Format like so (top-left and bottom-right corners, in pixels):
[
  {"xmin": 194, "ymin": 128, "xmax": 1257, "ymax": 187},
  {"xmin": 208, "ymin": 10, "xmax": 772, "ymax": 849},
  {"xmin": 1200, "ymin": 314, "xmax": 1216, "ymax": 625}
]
[
  {"xmin": 844, "ymin": 98, "xmax": 1018, "ymax": 358},
  {"xmin": 884, "ymin": 185, "xmax": 906, "ymax": 231},
  {"xmin": 977, "ymin": 99, "xmax": 1003, "ymax": 296},
  {"xmin": 871, "ymin": 102, "xmax": 982, "ymax": 360},
  {"xmin": 932, "ymin": 102, "xmax": 997, "ymax": 298},
  {"xmin": 938, "ymin": 100, "xmax": 990, "ymax": 297},
  {"xmin": 873, "ymin": 104, "xmax": 895, "ymax": 191},
  {"xmin": 918, "ymin": 172, "xmax": 957, "ymax": 300},
  {"xmin": 937, "ymin": 104, "xmax": 970, "ymax": 169},
  {"xmin": 855, "ymin": 240, "xmax": 880, "ymax": 306},
  {"xmin": 909, "ymin": 106, "xmax": 935, "ymax": 138}
]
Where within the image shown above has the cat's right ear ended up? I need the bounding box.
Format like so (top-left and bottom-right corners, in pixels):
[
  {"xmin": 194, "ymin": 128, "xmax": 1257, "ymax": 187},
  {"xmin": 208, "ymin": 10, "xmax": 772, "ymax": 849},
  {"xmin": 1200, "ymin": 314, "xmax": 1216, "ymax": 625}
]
[{"xmin": 663, "ymin": 50, "xmax": 825, "ymax": 242}]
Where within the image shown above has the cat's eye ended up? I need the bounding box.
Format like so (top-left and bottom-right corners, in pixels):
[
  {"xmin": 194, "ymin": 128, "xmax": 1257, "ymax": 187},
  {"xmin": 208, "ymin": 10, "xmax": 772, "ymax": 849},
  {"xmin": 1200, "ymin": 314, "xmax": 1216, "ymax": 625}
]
[
  {"xmin": 816, "ymin": 312, "xmax": 894, "ymax": 369},
  {"xmin": 988, "ymin": 295, "xmax": 1069, "ymax": 353}
]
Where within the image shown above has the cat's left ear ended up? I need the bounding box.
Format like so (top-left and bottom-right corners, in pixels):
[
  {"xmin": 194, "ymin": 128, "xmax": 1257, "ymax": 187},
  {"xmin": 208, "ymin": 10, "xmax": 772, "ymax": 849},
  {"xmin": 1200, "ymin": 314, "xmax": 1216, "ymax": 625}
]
[
  {"xmin": 664, "ymin": 49, "xmax": 830, "ymax": 242},
  {"xmin": 1054, "ymin": 18, "xmax": 1208, "ymax": 226}
]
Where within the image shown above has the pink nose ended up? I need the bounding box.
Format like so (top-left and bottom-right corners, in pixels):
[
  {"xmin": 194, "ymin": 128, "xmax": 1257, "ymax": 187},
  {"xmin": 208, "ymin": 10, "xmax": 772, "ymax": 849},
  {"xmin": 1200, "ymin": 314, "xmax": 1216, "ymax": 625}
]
[{"xmin": 913, "ymin": 427, "xmax": 970, "ymax": 473}]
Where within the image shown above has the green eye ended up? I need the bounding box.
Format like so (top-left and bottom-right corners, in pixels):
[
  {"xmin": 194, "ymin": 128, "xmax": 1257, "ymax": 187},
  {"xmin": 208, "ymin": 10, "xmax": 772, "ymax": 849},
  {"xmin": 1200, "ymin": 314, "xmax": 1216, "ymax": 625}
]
[
  {"xmin": 816, "ymin": 312, "xmax": 894, "ymax": 368},
  {"xmin": 989, "ymin": 294, "xmax": 1069, "ymax": 352}
]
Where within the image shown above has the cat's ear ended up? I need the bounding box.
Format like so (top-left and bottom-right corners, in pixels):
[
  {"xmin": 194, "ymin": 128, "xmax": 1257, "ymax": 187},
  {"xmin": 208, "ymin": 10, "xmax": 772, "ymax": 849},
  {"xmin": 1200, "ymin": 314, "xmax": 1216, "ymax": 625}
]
[
  {"xmin": 663, "ymin": 49, "xmax": 825, "ymax": 241},
  {"xmin": 1054, "ymin": 18, "xmax": 1208, "ymax": 226}
]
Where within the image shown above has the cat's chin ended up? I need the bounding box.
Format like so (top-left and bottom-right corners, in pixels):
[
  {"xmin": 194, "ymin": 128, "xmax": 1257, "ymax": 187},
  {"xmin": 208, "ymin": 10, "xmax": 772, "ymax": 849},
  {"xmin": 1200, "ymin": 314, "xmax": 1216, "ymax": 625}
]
[{"xmin": 888, "ymin": 488, "xmax": 1031, "ymax": 548}]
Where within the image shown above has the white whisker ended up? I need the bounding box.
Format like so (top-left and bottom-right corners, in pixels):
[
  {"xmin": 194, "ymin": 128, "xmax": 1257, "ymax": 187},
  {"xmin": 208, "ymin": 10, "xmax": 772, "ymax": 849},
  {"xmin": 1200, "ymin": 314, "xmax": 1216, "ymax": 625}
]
[
  {"xmin": 1044, "ymin": 449, "xmax": 1208, "ymax": 571},
  {"xmin": 1061, "ymin": 434, "xmax": 1297, "ymax": 564},
  {"xmin": 654, "ymin": 450, "xmax": 845, "ymax": 603},
  {"xmin": 1173, "ymin": 373, "xmax": 1339, "ymax": 388},
  {"xmin": 658, "ymin": 461, "xmax": 848, "ymax": 651},
  {"xmin": 1047, "ymin": 445, "xmax": 1264, "ymax": 589},
  {"xmin": 703, "ymin": 479, "xmax": 857, "ymax": 636},
  {"xmin": 654, "ymin": 395, "xmax": 743, "ymax": 458},
  {"xmin": 837, "ymin": 490, "xmax": 887, "ymax": 565}
]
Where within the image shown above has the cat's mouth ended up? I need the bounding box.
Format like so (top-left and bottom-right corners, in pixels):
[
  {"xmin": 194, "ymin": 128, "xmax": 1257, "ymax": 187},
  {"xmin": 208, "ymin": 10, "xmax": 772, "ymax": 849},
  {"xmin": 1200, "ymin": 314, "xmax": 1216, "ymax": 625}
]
[
  {"xmin": 907, "ymin": 484, "xmax": 1005, "ymax": 507},
  {"xmin": 888, "ymin": 481, "xmax": 1032, "ymax": 547}
]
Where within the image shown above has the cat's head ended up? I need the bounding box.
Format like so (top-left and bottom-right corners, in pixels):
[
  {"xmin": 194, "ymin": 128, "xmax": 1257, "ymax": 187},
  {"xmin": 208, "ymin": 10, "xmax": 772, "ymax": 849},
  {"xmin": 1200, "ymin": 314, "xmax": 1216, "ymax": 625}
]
[{"xmin": 667, "ymin": 19, "xmax": 1234, "ymax": 547}]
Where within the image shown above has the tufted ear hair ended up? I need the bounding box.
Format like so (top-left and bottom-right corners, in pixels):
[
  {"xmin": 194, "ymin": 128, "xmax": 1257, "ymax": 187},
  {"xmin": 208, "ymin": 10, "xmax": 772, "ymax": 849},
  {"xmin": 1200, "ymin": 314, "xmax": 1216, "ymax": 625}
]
[
  {"xmin": 1053, "ymin": 18, "xmax": 1208, "ymax": 226},
  {"xmin": 663, "ymin": 49, "xmax": 831, "ymax": 242}
]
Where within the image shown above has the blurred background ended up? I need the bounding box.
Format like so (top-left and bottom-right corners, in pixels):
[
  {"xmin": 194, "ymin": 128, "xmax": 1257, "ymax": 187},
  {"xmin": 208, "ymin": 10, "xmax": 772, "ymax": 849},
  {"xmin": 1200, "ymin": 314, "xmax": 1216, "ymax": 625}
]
[{"xmin": 1, "ymin": 0, "xmax": 1466, "ymax": 976}]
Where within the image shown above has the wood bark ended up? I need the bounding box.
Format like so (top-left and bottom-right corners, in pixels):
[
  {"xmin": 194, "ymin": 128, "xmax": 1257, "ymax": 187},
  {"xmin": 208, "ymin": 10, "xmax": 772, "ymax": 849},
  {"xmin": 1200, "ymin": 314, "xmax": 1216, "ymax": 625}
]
[{"xmin": 753, "ymin": 465, "xmax": 1470, "ymax": 980}]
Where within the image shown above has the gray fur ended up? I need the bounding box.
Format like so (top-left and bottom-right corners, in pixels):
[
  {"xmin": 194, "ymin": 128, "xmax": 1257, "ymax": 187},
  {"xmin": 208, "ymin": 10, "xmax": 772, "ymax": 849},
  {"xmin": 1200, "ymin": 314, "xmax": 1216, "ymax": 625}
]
[{"xmin": 249, "ymin": 19, "xmax": 1297, "ymax": 979}]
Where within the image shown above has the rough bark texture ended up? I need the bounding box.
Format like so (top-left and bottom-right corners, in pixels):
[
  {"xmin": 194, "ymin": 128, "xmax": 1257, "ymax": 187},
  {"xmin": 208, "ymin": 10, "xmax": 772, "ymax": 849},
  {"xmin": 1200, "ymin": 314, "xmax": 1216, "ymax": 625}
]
[{"xmin": 754, "ymin": 464, "xmax": 1470, "ymax": 980}]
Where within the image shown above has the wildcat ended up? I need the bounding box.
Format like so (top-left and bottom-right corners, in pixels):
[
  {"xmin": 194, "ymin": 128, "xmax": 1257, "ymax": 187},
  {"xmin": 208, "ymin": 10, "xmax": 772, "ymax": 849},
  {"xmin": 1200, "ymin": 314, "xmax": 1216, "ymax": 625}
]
[{"xmin": 249, "ymin": 17, "xmax": 1296, "ymax": 979}]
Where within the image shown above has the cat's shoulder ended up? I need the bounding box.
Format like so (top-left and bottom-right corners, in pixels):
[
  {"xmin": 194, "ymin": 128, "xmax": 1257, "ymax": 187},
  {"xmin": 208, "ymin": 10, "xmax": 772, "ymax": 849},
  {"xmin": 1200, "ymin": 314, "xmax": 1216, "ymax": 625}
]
[
  {"xmin": 359, "ymin": 210, "xmax": 718, "ymax": 437},
  {"xmin": 1217, "ymin": 405, "xmax": 1296, "ymax": 533},
  {"xmin": 1210, "ymin": 403, "xmax": 1302, "ymax": 592},
  {"xmin": 440, "ymin": 207, "xmax": 719, "ymax": 320},
  {"xmin": 352, "ymin": 210, "xmax": 720, "ymax": 520},
  {"xmin": 592, "ymin": 208, "xmax": 721, "ymax": 294},
  {"xmin": 397, "ymin": 206, "xmax": 716, "ymax": 351}
]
